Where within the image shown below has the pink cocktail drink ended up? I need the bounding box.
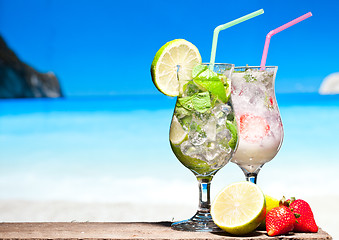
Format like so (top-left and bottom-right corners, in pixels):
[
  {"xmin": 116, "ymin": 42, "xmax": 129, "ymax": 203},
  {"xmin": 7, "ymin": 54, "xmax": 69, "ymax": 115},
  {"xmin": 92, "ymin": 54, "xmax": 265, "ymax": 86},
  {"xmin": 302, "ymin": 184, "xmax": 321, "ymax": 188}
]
[{"xmin": 231, "ymin": 66, "xmax": 283, "ymax": 182}]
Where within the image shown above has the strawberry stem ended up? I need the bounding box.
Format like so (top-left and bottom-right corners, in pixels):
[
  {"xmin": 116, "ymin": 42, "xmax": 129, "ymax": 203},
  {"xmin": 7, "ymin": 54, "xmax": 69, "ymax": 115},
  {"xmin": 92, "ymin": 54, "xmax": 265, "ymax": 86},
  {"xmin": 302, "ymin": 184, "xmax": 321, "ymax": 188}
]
[
  {"xmin": 290, "ymin": 197, "xmax": 296, "ymax": 203},
  {"xmin": 280, "ymin": 196, "xmax": 289, "ymax": 207}
]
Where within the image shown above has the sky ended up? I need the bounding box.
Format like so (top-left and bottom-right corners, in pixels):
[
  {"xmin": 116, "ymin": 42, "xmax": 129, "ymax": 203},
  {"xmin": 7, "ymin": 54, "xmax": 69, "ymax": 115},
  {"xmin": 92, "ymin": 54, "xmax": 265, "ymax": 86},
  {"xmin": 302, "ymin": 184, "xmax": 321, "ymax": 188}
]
[{"xmin": 0, "ymin": 0, "xmax": 338, "ymax": 96}]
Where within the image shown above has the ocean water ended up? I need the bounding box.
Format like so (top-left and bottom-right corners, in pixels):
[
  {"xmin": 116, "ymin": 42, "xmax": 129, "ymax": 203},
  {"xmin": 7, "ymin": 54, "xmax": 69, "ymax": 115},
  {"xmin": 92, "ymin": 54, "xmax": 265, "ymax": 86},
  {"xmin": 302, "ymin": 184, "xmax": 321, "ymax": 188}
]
[{"xmin": 0, "ymin": 93, "xmax": 339, "ymax": 205}]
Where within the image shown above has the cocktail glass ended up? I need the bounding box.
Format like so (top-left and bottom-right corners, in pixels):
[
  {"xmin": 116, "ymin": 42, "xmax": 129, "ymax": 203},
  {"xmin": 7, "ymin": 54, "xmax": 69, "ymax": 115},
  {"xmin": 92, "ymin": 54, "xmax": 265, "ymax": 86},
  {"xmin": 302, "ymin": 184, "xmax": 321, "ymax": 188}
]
[
  {"xmin": 231, "ymin": 66, "xmax": 283, "ymax": 183},
  {"xmin": 170, "ymin": 63, "xmax": 237, "ymax": 232}
]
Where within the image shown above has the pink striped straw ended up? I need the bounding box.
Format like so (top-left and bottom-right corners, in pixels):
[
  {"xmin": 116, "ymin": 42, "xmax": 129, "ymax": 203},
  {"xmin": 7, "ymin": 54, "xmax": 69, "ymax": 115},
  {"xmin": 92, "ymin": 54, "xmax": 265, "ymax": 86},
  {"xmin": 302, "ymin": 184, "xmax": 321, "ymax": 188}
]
[{"xmin": 260, "ymin": 12, "xmax": 312, "ymax": 69}]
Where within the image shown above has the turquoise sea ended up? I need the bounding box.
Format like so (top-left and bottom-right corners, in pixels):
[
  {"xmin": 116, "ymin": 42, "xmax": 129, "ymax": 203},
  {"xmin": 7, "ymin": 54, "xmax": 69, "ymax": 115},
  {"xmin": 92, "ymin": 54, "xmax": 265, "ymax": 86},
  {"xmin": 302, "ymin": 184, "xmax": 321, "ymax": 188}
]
[
  {"xmin": 1, "ymin": 93, "xmax": 338, "ymax": 201},
  {"xmin": 0, "ymin": 94, "xmax": 339, "ymax": 237}
]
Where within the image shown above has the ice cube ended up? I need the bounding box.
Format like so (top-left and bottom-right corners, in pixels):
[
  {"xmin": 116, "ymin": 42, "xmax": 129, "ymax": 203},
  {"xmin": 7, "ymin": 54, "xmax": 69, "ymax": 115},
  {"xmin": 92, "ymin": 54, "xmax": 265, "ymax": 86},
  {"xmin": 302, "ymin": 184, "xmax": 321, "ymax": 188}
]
[
  {"xmin": 220, "ymin": 104, "xmax": 231, "ymax": 114},
  {"xmin": 203, "ymin": 117, "xmax": 216, "ymax": 141},
  {"xmin": 180, "ymin": 141, "xmax": 199, "ymax": 158},
  {"xmin": 188, "ymin": 121, "xmax": 207, "ymax": 146},
  {"xmin": 193, "ymin": 110, "xmax": 211, "ymax": 124},
  {"xmin": 211, "ymin": 104, "xmax": 231, "ymax": 126},
  {"xmin": 204, "ymin": 141, "xmax": 220, "ymax": 162},
  {"xmin": 217, "ymin": 128, "xmax": 232, "ymax": 152},
  {"xmin": 249, "ymin": 87, "xmax": 265, "ymax": 104},
  {"xmin": 189, "ymin": 130, "xmax": 206, "ymax": 146}
]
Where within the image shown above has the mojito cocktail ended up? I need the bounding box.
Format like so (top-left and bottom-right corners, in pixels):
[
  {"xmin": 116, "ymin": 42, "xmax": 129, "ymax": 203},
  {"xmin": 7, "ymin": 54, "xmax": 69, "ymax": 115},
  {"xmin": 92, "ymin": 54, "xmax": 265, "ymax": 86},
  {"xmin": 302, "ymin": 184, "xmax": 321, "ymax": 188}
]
[
  {"xmin": 170, "ymin": 64, "xmax": 237, "ymax": 180},
  {"xmin": 151, "ymin": 39, "xmax": 237, "ymax": 232},
  {"xmin": 170, "ymin": 63, "xmax": 237, "ymax": 231}
]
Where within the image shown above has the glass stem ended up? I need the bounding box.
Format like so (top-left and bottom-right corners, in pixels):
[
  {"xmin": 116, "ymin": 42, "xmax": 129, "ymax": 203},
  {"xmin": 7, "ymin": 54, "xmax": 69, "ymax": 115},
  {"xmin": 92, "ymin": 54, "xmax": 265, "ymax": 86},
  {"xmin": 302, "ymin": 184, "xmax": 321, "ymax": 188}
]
[
  {"xmin": 240, "ymin": 165, "xmax": 263, "ymax": 184},
  {"xmin": 245, "ymin": 172, "xmax": 258, "ymax": 184},
  {"xmin": 198, "ymin": 179, "xmax": 211, "ymax": 213}
]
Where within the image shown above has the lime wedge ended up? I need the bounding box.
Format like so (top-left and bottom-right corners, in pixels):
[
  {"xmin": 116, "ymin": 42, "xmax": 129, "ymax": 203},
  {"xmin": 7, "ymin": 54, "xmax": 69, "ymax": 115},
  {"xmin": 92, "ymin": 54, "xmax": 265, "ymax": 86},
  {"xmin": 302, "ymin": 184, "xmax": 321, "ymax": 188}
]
[
  {"xmin": 224, "ymin": 76, "xmax": 231, "ymax": 101},
  {"xmin": 226, "ymin": 120, "xmax": 238, "ymax": 150},
  {"xmin": 169, "ymin": 115, "xmax": 188, "ymax": 145},
  {"xmin": 192, "ymin": 64, "xmax": 208, "ymax": 78},
  {"xmin": 151, "ymin": 39, "xmax": 202, "ymax": 97},
  {"xmin": 211, "ymin": 182, "xmax": 266, "ymax": 235}
]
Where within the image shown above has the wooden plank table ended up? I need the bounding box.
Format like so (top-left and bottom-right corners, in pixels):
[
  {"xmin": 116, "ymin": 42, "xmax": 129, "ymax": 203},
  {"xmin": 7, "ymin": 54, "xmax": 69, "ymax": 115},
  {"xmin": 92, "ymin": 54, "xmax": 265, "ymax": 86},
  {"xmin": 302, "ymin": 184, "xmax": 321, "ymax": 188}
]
[{"xmin": 0, "ymin": 222, "xmax": 332, "ymax": 240}]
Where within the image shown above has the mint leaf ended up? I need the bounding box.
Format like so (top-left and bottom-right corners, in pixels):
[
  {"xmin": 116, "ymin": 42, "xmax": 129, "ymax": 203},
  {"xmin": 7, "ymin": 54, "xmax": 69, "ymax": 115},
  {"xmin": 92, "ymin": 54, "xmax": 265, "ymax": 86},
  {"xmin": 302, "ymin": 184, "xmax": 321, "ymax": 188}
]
[
  {"xmin": 244, "ymin": 73, "xmax": 257, "ymax": 82},
  {"xmin": 177, "ymin": 92, "xmax": 211, "ymax": 113},
  {"xmin": 192, "ymin": 68, "xmax": 227, "ymax": 104},
  {"xmin": 191, "ymin": 92, "xmax": 211, "ymax": 113},
  {"xmin": 178, "ymin": 96, "xmax": 194, "ymax": 111}
]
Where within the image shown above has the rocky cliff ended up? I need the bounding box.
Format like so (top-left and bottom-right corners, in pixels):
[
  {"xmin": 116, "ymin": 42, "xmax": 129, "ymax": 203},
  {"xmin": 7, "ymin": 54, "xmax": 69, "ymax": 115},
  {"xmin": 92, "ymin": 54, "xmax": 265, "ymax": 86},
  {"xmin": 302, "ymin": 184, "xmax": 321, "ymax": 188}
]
[{"xmin": 0, "ymin": 35, "xmax": 63, "ymax": 98}]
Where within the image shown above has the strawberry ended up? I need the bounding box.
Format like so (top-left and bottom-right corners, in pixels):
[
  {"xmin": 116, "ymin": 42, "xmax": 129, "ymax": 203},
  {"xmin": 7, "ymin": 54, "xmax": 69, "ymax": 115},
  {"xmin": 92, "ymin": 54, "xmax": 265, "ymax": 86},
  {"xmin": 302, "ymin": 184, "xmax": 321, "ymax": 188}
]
[
  {"xmin": 266, "ymin": 206, "xmax": 296, "ymax": 236},
  {"xmin": 239, "ymin": 114, "xmax": 270, "ymax": 142},
  {"xmin": 289, "ymin": 198, "xmax": 318, "ymax": 233}
]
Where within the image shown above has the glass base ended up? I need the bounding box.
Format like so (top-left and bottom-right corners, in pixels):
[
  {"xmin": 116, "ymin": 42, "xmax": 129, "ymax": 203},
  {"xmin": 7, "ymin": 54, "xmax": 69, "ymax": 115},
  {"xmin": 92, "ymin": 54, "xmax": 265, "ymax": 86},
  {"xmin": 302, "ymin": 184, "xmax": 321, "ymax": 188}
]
[{"xmin": 171, "ymin": 211, "xmax": 222, "ymax": 232}]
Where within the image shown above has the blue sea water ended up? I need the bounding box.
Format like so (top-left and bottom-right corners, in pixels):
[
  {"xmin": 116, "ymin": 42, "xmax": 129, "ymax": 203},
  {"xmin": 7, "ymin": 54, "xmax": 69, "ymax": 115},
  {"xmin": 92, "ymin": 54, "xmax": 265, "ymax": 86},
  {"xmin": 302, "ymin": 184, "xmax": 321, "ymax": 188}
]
[{"xmin": 0, "ymin": 93, "xmax": 338, "ymax": 204}]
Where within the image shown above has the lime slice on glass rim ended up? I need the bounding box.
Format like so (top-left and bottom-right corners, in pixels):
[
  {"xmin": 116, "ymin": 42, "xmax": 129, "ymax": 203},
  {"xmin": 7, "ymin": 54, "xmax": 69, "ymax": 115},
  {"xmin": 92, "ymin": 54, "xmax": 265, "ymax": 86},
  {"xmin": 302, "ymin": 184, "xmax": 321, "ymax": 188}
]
[
  {"xmin": 211, "ymin": 181, "xmax": 266, "ymax": 235},
  {"xmin": 151, "ymin": 39, "xmax": 202, "ymax": 96}
]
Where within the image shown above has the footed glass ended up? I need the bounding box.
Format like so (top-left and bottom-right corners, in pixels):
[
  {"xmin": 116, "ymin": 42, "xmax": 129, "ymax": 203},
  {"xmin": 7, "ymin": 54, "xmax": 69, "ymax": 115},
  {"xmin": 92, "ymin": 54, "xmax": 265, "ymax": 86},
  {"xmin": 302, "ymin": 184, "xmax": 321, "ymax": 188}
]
[
  {"xmin": 169, "ymin": 63, "xmax": 237, "ymax": 232},
  {"xmin": 230, "ymin": 66, "xmax": 284, "ymax": 183}
]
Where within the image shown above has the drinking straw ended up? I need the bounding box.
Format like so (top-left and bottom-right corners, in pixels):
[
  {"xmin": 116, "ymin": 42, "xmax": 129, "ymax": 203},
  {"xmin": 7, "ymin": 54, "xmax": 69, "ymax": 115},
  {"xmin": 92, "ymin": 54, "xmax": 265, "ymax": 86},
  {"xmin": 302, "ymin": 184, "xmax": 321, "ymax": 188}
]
[
  {"xmin": 260, "ymin": 12, "xmax": 312, "ymax": 69},
  {"xmin": 209, "ymin": 9, "xmax": 264, "ymax": 70}
]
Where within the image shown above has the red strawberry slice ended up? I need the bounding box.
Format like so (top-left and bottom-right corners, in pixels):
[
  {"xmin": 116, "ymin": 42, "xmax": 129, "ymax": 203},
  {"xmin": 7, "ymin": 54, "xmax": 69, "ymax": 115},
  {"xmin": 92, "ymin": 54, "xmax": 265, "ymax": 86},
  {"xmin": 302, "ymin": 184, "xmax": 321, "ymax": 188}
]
[{"xmin": 239, "ymin": 114, "xmax": 270, "ymax": 142}]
